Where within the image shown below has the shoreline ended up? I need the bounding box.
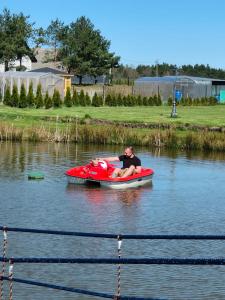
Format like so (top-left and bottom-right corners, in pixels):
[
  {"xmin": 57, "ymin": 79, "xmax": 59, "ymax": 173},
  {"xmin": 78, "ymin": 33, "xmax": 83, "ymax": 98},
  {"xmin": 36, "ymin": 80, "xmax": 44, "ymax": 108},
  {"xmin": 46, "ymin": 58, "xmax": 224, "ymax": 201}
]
[{"xmin": 0, "ymin": 121, "xmax": 225, "ymax": 152}]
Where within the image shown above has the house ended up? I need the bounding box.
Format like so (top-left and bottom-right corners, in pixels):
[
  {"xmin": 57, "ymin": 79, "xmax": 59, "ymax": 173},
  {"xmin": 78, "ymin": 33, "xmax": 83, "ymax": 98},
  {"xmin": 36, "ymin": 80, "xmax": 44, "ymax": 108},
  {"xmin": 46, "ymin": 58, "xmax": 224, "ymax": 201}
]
[{"xmin": 30, "ymin": 67, "xmax": 73, "ymax": 94}]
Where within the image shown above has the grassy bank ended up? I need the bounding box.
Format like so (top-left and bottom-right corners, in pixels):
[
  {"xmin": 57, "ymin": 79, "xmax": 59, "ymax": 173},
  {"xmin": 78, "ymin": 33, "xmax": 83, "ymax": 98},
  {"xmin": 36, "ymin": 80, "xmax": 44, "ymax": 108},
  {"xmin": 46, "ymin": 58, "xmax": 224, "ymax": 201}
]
[
  {"xmin": 0, "ymin": 122, "xmax": 225, "ymax": 151},
  {"xmin": 0, "ymin": 105, "xmax": 225, "ymax": 127},
  {"xmin": 0, "ymin": 105, "xmax": 225, "ymax": 151}
]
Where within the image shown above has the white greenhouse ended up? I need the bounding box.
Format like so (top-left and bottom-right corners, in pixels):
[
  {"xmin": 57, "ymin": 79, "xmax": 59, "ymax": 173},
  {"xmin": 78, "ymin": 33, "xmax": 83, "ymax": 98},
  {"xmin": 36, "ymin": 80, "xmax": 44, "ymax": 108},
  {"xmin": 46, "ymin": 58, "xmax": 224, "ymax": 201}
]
[{"xmin": 0, "ymin": 71, "xmax": 64, "ymax": 99}]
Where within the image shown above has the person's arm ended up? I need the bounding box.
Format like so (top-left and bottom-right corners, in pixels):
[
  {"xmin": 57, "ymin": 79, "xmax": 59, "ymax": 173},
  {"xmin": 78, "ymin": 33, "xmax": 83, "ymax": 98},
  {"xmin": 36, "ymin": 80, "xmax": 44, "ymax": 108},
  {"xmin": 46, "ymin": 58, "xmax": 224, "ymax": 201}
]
[{"xmin": 96, "ymin": 156, "xmax": 119, "ymax": 162}]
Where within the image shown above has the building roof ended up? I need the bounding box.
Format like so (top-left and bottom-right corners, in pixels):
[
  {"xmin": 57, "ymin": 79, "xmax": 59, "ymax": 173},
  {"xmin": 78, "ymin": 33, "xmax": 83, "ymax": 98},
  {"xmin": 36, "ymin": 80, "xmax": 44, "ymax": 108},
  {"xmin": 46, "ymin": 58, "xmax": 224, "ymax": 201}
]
[
  {"xmin": 30, "ymin": 67, "xmax": 73, "ymax": 76},
  {"xmin": 135, "ymin": 75, "xmax": 225, "ymax": 84}
]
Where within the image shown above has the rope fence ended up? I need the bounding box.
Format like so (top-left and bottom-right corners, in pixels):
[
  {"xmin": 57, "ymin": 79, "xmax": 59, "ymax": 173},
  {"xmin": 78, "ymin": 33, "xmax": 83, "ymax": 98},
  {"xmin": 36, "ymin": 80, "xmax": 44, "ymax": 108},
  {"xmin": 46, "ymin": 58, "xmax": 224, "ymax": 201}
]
[{"xmin": 2, "ymin": 225, "xmax": 225, "ymax": 299}]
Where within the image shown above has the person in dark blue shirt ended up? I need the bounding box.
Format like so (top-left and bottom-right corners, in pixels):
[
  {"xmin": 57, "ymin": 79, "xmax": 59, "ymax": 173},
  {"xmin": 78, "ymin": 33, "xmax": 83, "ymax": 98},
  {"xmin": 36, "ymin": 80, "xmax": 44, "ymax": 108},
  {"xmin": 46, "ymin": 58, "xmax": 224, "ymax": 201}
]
[{"xmin": 97, "ymin": 146, "xmax": 141, "ymax": 178}]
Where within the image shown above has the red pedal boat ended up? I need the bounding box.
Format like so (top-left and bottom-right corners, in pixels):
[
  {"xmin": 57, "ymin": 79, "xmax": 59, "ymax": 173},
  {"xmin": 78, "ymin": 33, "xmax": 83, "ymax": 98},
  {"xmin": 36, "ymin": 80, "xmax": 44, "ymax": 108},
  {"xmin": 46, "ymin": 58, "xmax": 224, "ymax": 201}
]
[{"xmin": 65, "ymin": 160, "xmax": 154, "ymax": 189}]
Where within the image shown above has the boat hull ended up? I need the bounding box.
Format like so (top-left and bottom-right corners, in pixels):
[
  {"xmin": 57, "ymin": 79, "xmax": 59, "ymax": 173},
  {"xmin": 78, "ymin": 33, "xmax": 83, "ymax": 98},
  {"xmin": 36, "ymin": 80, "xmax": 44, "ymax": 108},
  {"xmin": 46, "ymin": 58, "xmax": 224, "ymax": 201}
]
[
  {"xmin": 66, "ymin": 162, "xmax": 154, "ymax": 189},
  {"xmin": 66, "ymin": 174, "xmax": 153, "ymax": 189}
]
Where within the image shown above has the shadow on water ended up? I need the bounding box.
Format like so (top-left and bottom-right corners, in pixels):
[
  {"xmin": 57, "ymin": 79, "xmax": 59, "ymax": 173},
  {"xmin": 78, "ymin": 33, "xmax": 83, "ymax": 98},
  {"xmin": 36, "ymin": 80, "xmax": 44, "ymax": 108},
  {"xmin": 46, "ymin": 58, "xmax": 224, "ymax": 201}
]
[{"xmin": 66, "ymin": 182, "xmax": 153, "ymax": 206}]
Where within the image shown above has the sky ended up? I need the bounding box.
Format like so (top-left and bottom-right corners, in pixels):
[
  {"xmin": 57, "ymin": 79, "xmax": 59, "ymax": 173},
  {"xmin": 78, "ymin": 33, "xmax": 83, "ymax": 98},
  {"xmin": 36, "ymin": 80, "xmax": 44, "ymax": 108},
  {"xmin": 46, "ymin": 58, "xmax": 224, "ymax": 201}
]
[{"xmin": 1, "ymin": 0, "xmax": 225, "ymax": 69}]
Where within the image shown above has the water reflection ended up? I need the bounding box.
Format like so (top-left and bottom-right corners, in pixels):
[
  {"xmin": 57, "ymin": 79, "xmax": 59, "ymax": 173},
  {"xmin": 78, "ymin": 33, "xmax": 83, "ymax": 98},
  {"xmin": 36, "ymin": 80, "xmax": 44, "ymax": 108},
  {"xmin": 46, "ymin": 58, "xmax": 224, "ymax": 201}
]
[{"xmin": 66, "ymin": 183, "xmax": 152, "ymax": 205}]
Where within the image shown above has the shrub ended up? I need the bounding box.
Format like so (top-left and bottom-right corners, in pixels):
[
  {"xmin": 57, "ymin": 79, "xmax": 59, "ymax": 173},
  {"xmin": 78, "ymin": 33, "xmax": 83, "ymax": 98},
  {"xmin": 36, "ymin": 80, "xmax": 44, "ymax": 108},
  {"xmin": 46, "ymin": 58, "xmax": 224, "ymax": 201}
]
[
  {"xmin": 27, "ymin": 82, "xmax": 35, "ymax": 107},
  {"xmin": 19, "ymin": 83, "xmax": 27, "ymax": 108},
  {"xmin": 167, "ymin": 96, "xmax": 173, "ymax": 106},
  {"xmin": 3, "ymin": 86, "xmax": 11, "ymax": 106},
  {"xmin": 116, "ymin": 94, "xmax": 123, "ymax": 106},
  {"xmin": 136, "ymin": 95, "xmax": 143, "ymax": 106},
  {"xmin": 35, "ymin": 84, "xmax": 43, "ymax": 108},
  {"xmin": 105, "ymin": 94, "xmax": 112, "ymax": 106},
  {"xmin": 44, "ymin": 91, "xmax": 53, "ymax": 109},
  {"xmin": 79, "ymin": 90, "xmax": 86, "ymax": 106},
  {"xmin": 85, "ymin": 93, "xmax": 91, "ymax": 106},
  {"xmin": 64, "ymin": 87, "xmax": 72, "ymax": 107},
  {"xmin": 92, "ymin": 92, "xmax": 101, "ymax": 106},
  {"xmin": 72, "ymin": 90, "xmax": 79, "ymax": 106},
  {"xmin": 11, "ymin": 84, "xmax": 19, "ymax": 107},
  {"xmin": 52, "ymin": 89, "xmax": 62, "ymax": 108}
]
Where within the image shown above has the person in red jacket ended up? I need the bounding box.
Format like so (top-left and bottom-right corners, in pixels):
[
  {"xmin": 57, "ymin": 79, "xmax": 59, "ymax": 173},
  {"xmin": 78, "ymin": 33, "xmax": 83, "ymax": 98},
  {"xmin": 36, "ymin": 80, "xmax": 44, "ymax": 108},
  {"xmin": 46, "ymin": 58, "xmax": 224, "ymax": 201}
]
[{"xmin": 97, "ymin": 146, "xmax": 141, "ymax": 178}]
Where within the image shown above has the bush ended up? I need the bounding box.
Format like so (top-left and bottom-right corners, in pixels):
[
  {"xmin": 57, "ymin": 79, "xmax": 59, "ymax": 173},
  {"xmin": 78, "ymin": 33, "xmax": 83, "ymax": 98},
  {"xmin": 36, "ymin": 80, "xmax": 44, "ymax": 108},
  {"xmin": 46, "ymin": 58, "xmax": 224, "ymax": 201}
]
[
  {"xmin": 105, "ymin": 94, "xmax": 112, "ymax": 106},
  {"xmin": 35, "ymin": 84, "xmax": 43, "ymax": 108},
  {"xmin": 64, "ymin": 87, "xmax": 72, "ymax": 107},
  {"xmin": 44, "ymin": 91, "xmax": 53, "ymax": 109},
  {"xmin": 3, "ymin": 86, "xmax": 11, "ymax": 106},
  {"xmin": 52, "ymin": 89, "xmax": 62, "ymax": 108},
  {"xmin": 136, "ymin": 95, "xmax": 143, "ymax": 106},
  {"xmin": 79, "ymin": 90, "xmax": 86, "ymax": 106},
  {"xmin": 167, "ymin": 97, "xmax": 173, "ymax": 106},
  {"xmin": 85, "ymin": 93, "xmax": 91, "ymax": 106},
  {"xmin": 11, "ymin": 84, "xmax": 19, "ymax": 107},
  {"xmin": 19, "ymin": 83, "xmax": 27, "ymax": 108},
  {"xmin": 72, "ymin": 90, "xmax": 79, "ymax": 106},
  {"xmin": 92, "ymin": 92, "xmax": 101, "ymax": 106},
  {"xmin": 27, "ymin": 82, "xmax": 35, "ymax": 107}
]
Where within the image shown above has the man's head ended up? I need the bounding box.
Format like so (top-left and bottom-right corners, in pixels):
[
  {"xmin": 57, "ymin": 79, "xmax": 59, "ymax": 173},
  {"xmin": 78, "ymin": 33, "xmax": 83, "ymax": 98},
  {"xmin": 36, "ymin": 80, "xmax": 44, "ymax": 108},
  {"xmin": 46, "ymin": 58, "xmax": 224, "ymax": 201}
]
[{"xmin": 124, "ymin": 146, "xmax": 134, "ymax": 158}]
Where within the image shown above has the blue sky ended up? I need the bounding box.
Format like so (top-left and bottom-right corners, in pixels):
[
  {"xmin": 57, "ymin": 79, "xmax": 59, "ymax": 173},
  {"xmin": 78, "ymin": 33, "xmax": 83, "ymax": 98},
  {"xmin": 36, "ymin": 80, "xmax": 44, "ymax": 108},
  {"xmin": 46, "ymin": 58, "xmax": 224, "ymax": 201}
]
[{"xmin": 1, "ymin": 0, "xmax": 225, "ymax": 69}]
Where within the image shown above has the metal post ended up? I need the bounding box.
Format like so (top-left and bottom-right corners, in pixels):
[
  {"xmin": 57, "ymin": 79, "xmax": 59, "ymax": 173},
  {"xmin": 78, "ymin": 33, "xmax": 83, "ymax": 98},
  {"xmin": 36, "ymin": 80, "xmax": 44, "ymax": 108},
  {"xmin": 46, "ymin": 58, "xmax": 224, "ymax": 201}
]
[{"xmin": 171, "ymin": 83, "xmax": 177, "ymax": 118}]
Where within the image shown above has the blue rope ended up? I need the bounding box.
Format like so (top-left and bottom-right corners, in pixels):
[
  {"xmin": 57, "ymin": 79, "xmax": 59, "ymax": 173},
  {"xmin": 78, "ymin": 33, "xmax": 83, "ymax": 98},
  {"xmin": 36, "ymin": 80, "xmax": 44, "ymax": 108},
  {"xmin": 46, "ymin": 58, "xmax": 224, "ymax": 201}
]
[
  {"xmin": 1, "ymin": 276, "xmax": 165, "ymax": 300},
  {"xmin": 1, "ymin": 226, "xmax": 225, "ymax": 240},
  {"xmin": 1, "ymin": 257, "xmax": 225, "ymax": 265}
]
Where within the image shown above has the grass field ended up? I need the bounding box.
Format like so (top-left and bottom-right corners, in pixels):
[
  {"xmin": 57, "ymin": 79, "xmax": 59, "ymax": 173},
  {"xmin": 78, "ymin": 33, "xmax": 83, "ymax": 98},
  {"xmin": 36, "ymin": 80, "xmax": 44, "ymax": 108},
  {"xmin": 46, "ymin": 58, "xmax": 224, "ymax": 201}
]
[{"xmin": 0, "ymin": 105, "xmax": 225, "ymax": 128}]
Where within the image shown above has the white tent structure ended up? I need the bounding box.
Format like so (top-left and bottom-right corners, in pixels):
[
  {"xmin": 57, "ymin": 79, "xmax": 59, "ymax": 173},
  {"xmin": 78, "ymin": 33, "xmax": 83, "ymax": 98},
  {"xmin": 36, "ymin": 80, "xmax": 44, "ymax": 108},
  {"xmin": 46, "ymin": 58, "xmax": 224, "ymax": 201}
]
[{"xmin": 0, "ymin": 71, "xmax": 64, "ymax": 99}]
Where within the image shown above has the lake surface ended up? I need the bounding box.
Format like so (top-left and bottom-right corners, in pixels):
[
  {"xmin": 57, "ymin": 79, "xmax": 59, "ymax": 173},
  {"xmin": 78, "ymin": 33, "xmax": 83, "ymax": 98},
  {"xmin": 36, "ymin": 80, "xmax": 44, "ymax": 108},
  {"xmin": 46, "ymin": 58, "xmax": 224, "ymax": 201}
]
[{"xmin": 0, "ymin": 142, "xmax": 225, "ymax": 300}]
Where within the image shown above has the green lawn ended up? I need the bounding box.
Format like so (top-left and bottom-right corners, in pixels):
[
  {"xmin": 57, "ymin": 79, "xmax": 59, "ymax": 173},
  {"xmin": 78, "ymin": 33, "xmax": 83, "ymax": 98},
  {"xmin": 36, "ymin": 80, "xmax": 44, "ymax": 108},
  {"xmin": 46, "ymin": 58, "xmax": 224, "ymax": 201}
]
[{"xmin": 0, "ymin": 105, "xmax": 225, "ymax": 127}]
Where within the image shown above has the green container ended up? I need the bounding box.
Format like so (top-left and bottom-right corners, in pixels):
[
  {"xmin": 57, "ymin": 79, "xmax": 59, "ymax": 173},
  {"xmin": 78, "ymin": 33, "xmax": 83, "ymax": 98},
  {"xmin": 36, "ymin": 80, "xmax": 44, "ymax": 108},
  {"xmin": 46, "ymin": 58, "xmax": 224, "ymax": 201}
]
[
  {"xmin": 28, "ymin": 172, "xmax": 44, "ymax": 180},
  {"xmin": 220, "ymin": 90, "xmax": 225, "ymax": 103}
]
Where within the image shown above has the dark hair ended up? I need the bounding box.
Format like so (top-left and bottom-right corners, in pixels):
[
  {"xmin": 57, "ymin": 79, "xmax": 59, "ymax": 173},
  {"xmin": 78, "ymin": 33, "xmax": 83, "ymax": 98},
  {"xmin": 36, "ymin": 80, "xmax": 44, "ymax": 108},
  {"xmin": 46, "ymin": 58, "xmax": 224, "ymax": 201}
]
[{"xmin": 126, "ymin": 146, "xmax": 134, "ymax": 153}]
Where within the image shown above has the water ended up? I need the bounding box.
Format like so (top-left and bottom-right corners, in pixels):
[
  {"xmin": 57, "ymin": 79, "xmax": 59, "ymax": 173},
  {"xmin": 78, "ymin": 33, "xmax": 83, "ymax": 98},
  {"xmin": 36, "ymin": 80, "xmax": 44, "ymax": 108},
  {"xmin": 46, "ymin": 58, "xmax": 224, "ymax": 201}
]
[{"xmin": 0, "ymin": 142, "xmax": 225, "ymax": 300}]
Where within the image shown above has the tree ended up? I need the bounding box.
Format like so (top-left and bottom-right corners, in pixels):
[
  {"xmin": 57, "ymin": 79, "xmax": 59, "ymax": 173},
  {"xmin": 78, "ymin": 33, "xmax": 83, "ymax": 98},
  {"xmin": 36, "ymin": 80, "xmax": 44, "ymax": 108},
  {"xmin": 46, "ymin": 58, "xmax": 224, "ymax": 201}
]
[
  {"xmin": 64, "ymin": 87, "xmax": 72, "ymax": 107},
  {"xmin": 78, "ymin": 90, "xmax": 85, "ymax": 106},
  {"xmin": 46, "ymin": 18, "xmax": 64, "ymax": 62},
  {"xmin": 44, "ymin": 91, "xmax": 53, "ymax": 109},
  {"xmin": 11, "ymin": 84, "xmax": 19, "ymax": 107},
  {"xmin": 0, "ymin": 9, "xmax": 17, "ymax": 70},
  {"xmin": 35, "ymin": 84, "xmax": 43, "ymax": 108},
  {"xmin": 52, "ymin": 89, "xmax": 62, "ymax": 107},
  {"xmin": 72, "ymin": 89, "xmax": 79, "ymax": 106},
  {"xmin": 85, "ymin": 93, "xmax": 91, "ymax": 106},
  {"xmin": 92, "ymin": 92, "xmax": 100, "ymax": 106},
  {"xmin": 3, "ymin": 86, "xmax": 11, "ymax": 106},
  {"xmin": 0, "ymin": 8, "xmax": 34, "ymax": 70},
  {"xmin": 27, "ymin": 82, "xmax": 35, "ymax": 107},
  {"xmin": 0, "ymin": 89, "xmax": 2, "ymax": 102},
  {"xmin": 19, "ymin": 83, "xmax": 27, "ymax": 108},
  {"xmin": 59, "ymin": 16, "xmax": 120, "ymax": 83}
]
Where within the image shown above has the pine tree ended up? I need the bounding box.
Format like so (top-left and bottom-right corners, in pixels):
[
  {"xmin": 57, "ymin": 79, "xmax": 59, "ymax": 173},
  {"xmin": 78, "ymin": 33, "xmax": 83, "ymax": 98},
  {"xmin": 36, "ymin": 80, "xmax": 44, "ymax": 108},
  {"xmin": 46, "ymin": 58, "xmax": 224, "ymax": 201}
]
[
  {"xmin": 92, "ymin": 92, "xmax": 100, "ymax": 106},
  {"xmin": 72, "ymin": 89, "xmax": 79, "ymax": 106},
  {"xmin": 105, "ymin": 94, "xmax": 112, "ymax": 106},
  {"xmin": 0, "ymin": 89, "xmax": 2, "ymax": 103},
  {"xmin": 137, "ymin": 95, "xmax": 143, "ymax": 106},
  {"xmin": 64, "ymin": 87, "xmax": 72, "ymax": 107},
  {"xmin": 44, "ymin": 91, "xmax": 53, "ymax": 109},
  {"xmin": 143, "ymin": 96, "xmax": 148, "ymax": 106},
  {"xmin": 157, "ymin": 94, "xmax": 162, "ymax": 106},
  {"xmin": 35, "ymin": 84, "xmax": 43, "ymax": 108},
  {"xmin": 11, "ymin": 84, "xmax": 19, "ymax": 107},
  {"xmin": 98, "ymin": 94, "xmax": 103, "ymax": 106},
  {"xmin": 167, "ymin": 97, "xmax": 173, "ymax": 106},
  {"xmin": 153, "ymin": 95, "xmax": 158, "ymax": 106},
  {"xmin": 19, "ymin": 83, "xmax": 27, "ymax": 108},
  {"xmin": 3, "ymin": 86, "xmax": 11, "ymax": 106},
  {"xmin": 27, "ymin": 82, "xmax": 35, "ymax": 107},
  {"xmin": 85, "ymin": 93, "xmax": 91, "ymax": 106},
  {"xmin": 79, "ymin": 90, "xmax": 85, "ymax": 106},
  {"xmin": 52, "ymin": 89, "xmax": 62, "ymax": 108},
  {"xmin": 117, "ymin": 94, "xmax": 122, "ymax": 106}
]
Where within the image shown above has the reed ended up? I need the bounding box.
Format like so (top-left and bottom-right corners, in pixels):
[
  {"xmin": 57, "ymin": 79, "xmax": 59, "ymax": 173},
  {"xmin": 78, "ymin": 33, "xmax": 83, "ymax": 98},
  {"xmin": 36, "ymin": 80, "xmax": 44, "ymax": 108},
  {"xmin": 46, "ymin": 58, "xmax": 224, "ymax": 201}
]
[{"xmin": 0, "ymin": 122, "xmax": 225, "ymax": 151}]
